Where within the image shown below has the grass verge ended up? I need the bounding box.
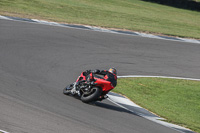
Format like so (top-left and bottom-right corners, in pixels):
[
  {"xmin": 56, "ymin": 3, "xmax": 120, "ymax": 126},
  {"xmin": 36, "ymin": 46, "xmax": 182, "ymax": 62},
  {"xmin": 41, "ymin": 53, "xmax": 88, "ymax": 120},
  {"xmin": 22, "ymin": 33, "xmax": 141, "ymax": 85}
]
[
  {"xmin": 113, "ymin": 77, "xmax": 200, "ymax": 133},
  {"xmin": 0, "ymin": 0, "xmax": 200, "ymax": 39}
]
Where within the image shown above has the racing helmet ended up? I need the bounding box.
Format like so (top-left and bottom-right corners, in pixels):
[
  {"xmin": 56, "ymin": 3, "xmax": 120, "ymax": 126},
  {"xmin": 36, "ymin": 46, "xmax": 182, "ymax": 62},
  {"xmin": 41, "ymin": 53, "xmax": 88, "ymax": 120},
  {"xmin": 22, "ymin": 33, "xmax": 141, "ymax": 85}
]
[{"xmin": 108, "ymin": 68, "xmax": 117, "ymax": 75}]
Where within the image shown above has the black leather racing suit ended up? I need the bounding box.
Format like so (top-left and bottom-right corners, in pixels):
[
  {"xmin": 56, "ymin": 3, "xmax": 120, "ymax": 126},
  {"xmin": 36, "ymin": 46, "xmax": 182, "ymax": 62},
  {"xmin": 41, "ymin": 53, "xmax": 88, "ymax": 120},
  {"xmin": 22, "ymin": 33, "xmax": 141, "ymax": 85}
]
[{"xmin": 94, "ymin": 70, "xmax": 117, "ymax": 87}]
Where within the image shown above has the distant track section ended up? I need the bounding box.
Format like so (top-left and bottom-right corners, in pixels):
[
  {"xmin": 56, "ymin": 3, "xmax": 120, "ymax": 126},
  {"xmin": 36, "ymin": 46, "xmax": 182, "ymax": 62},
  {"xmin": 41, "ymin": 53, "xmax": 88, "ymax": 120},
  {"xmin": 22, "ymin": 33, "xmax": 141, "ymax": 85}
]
[{"xmin": 0, "ymin": 15, "xmax": 200, "ymax": 44}]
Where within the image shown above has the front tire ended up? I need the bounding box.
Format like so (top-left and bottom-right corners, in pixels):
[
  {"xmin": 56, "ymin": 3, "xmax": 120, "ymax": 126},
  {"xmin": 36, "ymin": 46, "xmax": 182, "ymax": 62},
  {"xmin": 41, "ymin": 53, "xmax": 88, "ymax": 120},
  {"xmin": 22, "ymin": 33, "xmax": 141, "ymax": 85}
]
[
  {"xmin": 81, "ymin": 87, "xmax": 102, "ymax": 103},
  {"xmin": 63, "ymin": 84, "xmax": 74, "ymax": 95}
]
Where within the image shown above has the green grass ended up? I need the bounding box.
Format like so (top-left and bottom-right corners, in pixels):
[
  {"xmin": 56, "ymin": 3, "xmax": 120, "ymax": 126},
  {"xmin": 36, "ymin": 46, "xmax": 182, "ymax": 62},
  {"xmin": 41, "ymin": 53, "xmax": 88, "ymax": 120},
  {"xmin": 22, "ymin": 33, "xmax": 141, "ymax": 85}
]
[
  {"xmin": 113, "ymin": 78, "xmax": 200, "ymax": 133},
  {"xmin": 0, "ymin": 0, "xmax": 200, "ymax": 39}
]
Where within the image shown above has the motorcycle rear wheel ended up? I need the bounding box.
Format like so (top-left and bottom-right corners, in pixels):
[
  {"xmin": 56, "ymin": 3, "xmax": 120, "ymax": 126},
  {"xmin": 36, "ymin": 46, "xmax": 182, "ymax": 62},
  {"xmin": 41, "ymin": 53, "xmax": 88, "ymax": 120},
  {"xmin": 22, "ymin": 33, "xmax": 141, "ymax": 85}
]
[{"xmin": 81, "ymin": 87, "xmax": 102, "ymax": 103}]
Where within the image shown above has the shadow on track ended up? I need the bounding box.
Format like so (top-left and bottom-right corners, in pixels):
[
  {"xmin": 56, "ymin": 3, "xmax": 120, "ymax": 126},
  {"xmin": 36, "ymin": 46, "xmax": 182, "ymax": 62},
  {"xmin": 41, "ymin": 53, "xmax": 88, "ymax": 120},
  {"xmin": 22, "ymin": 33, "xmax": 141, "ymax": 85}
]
[
  {"xmin": 63, "ymin": 91, "xmax": 139, "ymax": 116},
  {"xmin": 92, "ymin": 101, "xmax": 139, "ymax": 116}
]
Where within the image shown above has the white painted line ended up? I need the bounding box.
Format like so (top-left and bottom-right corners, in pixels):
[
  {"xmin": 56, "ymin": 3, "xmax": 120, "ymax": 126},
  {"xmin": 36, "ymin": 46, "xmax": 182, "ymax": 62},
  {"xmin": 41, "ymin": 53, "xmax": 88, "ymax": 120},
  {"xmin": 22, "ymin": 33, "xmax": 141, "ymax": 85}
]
[
  {"xmin": 135, "ymin": 32, "xmax": 163, "ymax": 39},
  {"xmin": 108, "ymin": 94, "xmax": 142, "ymax": 108},
  {"xmin": 118, "ymin": 75, "xmax": 200, "ymax": 81},
  {"xmin": 0, "ymin": 129, "xmax": 9, "ymax": 133},
  {"xmin": 85, "ymin": 26, "xmax": 117, "ymax": 33},
  {"xmin": 31, "ymin": 19, "xmax": 60, "ymax": 26},
  {"xmin": 107, "ymin": 94, "xmax": 163, "ymax": 120},
  {"xmin": 0, "ymin": 16, "xmax": 11, "ymax": 20},
  {"xmin": 178, "ymin": 37, "xmax": 200, "ymax": 44}
]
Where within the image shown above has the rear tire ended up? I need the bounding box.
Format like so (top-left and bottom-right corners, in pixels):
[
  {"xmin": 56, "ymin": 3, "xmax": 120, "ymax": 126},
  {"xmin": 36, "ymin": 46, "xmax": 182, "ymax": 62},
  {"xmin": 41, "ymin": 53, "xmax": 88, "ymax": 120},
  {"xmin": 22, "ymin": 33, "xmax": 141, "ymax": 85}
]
[{"xmin": 81, "ymin": 87, "xmax": 102, "ymax": 103}]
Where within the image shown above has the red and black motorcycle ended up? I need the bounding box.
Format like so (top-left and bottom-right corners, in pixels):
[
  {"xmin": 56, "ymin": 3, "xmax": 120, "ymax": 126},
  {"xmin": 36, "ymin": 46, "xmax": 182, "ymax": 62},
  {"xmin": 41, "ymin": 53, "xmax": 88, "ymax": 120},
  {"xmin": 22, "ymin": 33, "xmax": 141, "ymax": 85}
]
[{"xmin": 63, "ymin": 71, "xmax": 114, "ymax": 103}]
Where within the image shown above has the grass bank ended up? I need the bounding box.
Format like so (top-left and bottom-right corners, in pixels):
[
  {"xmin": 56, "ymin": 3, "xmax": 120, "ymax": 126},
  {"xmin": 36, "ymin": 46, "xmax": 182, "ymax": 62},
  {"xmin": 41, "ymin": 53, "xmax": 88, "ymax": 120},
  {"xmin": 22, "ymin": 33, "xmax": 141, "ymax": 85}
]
[
  {"xmin": 113, "ymin": 77, "xmax": 200, "ymax": 132},
  {"xmin": 0, "ymin": 0, "xmax": 200, "ymax": 39}
]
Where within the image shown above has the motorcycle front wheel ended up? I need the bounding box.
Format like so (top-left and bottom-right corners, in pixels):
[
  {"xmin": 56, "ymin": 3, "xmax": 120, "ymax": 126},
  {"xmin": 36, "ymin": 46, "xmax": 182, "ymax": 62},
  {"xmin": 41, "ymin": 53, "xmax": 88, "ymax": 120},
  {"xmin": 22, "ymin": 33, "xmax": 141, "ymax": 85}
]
[
  {"xmin": 81, "ymin": 87, "xmax": 102, "ymax": 103},
  {"xmin": 63, "ymin": 83, "xmax": 74, "ymax": 95}
]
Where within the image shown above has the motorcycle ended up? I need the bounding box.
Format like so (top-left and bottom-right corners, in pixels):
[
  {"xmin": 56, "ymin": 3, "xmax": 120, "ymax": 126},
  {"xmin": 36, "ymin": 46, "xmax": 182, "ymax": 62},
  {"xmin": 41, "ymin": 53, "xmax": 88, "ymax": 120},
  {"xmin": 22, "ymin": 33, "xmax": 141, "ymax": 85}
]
[{"xmin": 63, "ymin": 71, "xmax": 114, "ymax": 103}]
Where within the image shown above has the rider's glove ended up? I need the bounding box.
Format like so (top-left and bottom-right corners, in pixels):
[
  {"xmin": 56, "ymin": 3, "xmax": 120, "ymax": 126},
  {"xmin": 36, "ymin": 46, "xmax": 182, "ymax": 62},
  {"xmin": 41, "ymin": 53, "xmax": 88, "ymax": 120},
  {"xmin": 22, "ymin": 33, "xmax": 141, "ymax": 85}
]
[{"xmin": 83, "ymin": 70, "xmax": 91, "ymax": 76}]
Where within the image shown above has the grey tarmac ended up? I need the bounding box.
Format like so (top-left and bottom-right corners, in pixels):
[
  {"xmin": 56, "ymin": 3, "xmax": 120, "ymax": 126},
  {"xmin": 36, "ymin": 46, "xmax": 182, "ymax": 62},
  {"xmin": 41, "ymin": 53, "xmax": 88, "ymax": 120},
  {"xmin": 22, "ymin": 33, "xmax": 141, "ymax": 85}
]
[{"xmin": 0, "ymin": 19, "xmax": 200, "ymax": 133}]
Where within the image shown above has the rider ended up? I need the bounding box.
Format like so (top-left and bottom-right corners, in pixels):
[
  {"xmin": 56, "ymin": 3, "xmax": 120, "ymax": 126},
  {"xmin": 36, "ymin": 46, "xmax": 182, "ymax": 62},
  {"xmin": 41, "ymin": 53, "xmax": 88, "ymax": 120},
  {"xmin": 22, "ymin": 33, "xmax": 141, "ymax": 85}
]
[
  {"xmin": 86, "ymin": 68, "xmax": 117, "ymax": 100},
  {"xmin": 91, "ymin": 68, "xmax": 117, "ymax": 87},
  {"xmin": 71, "ymin": 68, "xmax": 117, "ymax": 100}
]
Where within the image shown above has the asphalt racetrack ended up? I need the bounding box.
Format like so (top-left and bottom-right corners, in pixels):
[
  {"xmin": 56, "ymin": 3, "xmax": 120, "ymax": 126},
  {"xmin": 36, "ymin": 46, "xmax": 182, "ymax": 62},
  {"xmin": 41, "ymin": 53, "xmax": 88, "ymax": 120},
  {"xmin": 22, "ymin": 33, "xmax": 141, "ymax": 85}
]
[{"xmin": 0, "ymin": 19, "xmax": 200, "ymax": 133}]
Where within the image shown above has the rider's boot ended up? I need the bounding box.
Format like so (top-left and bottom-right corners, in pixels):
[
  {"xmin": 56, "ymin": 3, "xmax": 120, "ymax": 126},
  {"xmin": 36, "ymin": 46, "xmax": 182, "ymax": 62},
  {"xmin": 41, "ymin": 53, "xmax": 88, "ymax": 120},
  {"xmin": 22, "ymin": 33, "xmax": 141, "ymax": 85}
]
[{"xmin": 98, "ymin": 95, "xmax": 108, "ymax": 101}]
